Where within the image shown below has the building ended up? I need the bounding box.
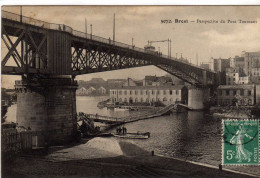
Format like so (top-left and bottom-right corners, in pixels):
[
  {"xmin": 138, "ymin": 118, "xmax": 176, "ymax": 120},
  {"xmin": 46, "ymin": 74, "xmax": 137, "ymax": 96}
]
[
  {"xmin": 251, "ymin": 68, "xmax": 260, "ymax": 76},
  {"xmin": 238, "ymin": 76, "xmax": 250, "ymax": 84},
  {"xmin": 225, "ymin": 67, "xmax": 249, "ymax": 85},
  {"xmin": 123, "ymin": 78, "xmax": 140, "ymax": 87},
  {"xmin": 76, "ymin": 87, "xmax": 87, "ymax": 95},
  {"xmin": 86, "ymin": 87, "xmax": 96, "ymax": 95},
  {"xmin": 157, "ymin": 76, "xmax": 173, "ymax": 86},
  {"xmin": 143, "ymin": 76, "xmax": 159, "ymax": 86},
  {"xmin": 107, "ymin": 79, "xmax": 126, "ymax": 84},
  {"xmin": 226, "ymin": 72, "xmax": 239, "ymax": 85},
  {"xmin": 230, "ymin": 56, "xmax": 245, "ymax": 69},
  {"xmin": 107, "ymin": 79, "xmax": 126, "ymax": 88},
  {"xmin": 143, "ymin": 75, "xmax": 173, "ymax": 86},
  {"xmin": 217, "ymin": 85, "xmax": 255, "ymax": 106},
  {"xmin": 256, "ymin": 85, "xmax": 260, "ymax": 105},
  {"xmin": 226, "ymin": 68, "xmax": 239, "ymax": 85},
  {"xmin": 211, "ymin": 57, "xmax": 231, "ymax": 72},
  {"xmin": 250, "ymin": 76, "xmax": 260, "ymax": 85},
  {"xmin": 242, "ymin": 51, "xmax": 260, "ymax": 76},
  {"xmin": 97, "ymin": 87, "xmax": 107, "ymax": 95},
  {"xmin": 110, "ymin": 85, "xmax": 188, "ymax": 106}
]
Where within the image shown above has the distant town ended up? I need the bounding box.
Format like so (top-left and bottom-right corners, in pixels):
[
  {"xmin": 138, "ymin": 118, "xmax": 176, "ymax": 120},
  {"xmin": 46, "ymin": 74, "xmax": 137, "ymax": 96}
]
[
  {"xmin": 209, "ymin": 51, "xmax": 260, "ymax": 106},
  {"xmin": 76, "ymin": 74, "xmax": 183, "ymax": 96},
  {"xmin": 76, "ymin": 50, "xmax": 260, "ymax": 109}
]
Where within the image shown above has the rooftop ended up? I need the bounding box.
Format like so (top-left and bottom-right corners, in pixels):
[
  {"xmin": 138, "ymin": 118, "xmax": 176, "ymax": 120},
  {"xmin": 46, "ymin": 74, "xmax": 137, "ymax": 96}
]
[
  {"xmin": 111, "ymin": 85, "xmax": 187, "ymax": 90},
  {"xmin": 144, "ymin": 76, "xmax": 157, "ymax": 81},
  {"xmin": 233, "ymin": 57, "xmax": 244, "ymax": 61},
  {"xmin": 217, "ymin": 85, "xmax": 254, "ymax": 90}
]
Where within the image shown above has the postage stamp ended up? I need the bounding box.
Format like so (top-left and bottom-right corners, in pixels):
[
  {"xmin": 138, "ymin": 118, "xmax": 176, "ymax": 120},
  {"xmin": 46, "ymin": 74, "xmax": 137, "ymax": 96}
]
[{"xmin": 222, "ymin": 119, "xmax": 259, "ymax": 165}]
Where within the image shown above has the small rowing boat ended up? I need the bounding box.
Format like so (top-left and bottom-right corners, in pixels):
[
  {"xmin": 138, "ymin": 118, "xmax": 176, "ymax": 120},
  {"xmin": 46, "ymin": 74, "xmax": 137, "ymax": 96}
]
[{"xmin": 113, "ymin": 132, "xmax": 150, "ymax": 139}]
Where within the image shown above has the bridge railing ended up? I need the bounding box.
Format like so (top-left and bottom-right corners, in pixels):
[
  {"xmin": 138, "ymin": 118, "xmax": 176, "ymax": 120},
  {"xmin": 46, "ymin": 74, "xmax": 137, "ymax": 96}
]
[{"xmin": 2, "ymin": 10, "xmax": 214, "ymax": 74}]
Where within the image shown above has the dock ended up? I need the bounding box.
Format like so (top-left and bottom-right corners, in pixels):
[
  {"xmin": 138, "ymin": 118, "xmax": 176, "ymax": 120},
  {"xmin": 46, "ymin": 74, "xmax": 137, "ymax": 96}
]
[{"xmin": 80, "ymin": 103, "xmax": 192, "ymax": 125}]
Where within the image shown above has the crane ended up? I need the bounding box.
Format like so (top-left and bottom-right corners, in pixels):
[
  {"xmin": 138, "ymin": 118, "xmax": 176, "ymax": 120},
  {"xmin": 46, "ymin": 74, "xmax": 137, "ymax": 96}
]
[{"xmin": 147, "ymin": 39, "xmax": 171, "ymax": 57}]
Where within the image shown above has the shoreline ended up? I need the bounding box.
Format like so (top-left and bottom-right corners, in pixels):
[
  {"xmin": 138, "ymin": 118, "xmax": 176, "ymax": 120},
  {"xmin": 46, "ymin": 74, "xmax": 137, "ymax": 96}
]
[
  {"xmin": 2, "ymin": 137, "xmax": 258, "ymax": 177},
  {"xmin": 155, "ymin": 154, "xmax": 259, "ymax": 178}
]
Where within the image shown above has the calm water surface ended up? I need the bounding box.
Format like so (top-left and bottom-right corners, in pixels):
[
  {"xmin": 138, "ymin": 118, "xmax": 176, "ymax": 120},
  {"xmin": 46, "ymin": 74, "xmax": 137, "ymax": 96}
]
[{"xmin": 6, "ymin": 96, "xmax": 259, "ymax": 176}]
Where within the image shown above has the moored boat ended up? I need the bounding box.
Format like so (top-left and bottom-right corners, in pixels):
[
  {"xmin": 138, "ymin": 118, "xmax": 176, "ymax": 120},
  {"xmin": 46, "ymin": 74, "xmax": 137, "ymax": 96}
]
[{"xmin": 113, "ymin": 132, "xmax": 150, "ymax": 139}]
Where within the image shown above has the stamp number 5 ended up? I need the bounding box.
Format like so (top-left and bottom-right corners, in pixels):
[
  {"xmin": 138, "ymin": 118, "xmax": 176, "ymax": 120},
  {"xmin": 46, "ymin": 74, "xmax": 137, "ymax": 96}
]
[{"xmin": 226, "ymin": 150, "xmax": 233, "ymax": 160}]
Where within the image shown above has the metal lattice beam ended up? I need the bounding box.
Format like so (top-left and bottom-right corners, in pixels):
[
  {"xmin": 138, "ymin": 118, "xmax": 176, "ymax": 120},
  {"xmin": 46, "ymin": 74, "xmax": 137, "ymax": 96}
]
[{"xmin": 2, "ymin": 15, "xmax": 217, "ymax": 86}]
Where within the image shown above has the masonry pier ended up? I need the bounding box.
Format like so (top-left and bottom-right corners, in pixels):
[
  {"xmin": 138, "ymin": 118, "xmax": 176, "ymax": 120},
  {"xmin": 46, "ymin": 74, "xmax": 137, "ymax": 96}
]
[
  {"xmin": 15, "ymin": 76, "xmax": 78, "ymax": 146},
  {"xmin": 188, "ymin": 87, "xmax": 210, "ymax": 110}
]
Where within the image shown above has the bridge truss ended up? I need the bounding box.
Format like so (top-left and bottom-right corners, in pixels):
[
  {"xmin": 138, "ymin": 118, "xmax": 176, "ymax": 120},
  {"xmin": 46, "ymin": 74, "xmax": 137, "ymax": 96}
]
[{"xmin": 1, "ymin": 10, "xmax": 217, "ymax": 87}]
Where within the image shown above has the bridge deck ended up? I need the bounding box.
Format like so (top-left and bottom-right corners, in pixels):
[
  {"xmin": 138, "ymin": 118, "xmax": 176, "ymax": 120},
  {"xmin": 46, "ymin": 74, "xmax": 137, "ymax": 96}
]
[
  {"xmin": 1, "ymin": 10, "xmax": 211, "ymax": 71},
  {"xmin": 2, "ymin": 10, "xmax": 217, "ymax": 86}
]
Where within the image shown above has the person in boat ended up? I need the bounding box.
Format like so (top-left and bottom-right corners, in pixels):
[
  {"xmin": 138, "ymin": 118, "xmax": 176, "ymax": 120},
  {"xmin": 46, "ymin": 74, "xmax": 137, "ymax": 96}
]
[
  {"xmin": 116, "ymin": 127, "xmax": 121, "ymax": 134},
  {"xmin": 122, "ymin": 126, "xmax": 125, "ymax": 134},
  {"xmin": 118, "ymin": 127, "xmax": 122, "ymax": 134},
  {"xmin": 121, "ymin": 126, "xmax": 127, "ymax": 135}
]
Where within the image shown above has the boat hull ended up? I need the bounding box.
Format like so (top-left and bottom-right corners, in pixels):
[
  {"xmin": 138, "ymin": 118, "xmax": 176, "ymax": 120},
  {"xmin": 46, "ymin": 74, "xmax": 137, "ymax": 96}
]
[{"xmin": 113, "ymin": 132, "xmax": 150, "ymax": 139}]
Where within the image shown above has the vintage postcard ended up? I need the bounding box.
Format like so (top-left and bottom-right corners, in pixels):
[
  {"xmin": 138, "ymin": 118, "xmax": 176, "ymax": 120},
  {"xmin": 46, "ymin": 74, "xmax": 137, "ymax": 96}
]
[{"xmin": 1, "ymin": 5, "xmax": 260, "ymax": 177}]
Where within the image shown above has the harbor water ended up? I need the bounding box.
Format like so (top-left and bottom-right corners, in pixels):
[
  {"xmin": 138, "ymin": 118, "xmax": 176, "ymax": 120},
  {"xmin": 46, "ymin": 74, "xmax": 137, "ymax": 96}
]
[{"xmin": 5, "ymin": 96, "xmax": 260, "ymax": 176}]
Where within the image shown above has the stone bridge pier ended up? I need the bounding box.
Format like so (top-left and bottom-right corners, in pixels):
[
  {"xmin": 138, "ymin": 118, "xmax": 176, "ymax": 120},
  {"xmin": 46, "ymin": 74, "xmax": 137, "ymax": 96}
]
[
  {"xmin": 188, "ymin": 87, "xmax": 210, "ymax": 110},
  {"xmin": 15, "ymin": 76, "xmax": 78, "ymax": 146}
]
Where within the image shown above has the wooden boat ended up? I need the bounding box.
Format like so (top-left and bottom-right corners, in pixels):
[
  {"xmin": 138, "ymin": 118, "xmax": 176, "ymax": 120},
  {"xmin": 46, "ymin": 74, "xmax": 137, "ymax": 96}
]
[{"xmin": 113, "ymin": 132, "xmax": 150, "ymax": 139}]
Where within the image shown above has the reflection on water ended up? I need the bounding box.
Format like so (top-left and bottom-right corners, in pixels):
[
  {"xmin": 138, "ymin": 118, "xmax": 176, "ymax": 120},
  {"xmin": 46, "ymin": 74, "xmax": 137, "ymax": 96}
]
[
  {"xmin": 77, "ymin": 96, "xmax": 259, "ymax": 175},
  {"xmin": 5, "ymin": 96, "xmax": 259, "ymax": 176},
  {"xmin": 76, "ymin": 96, "xmax": 222, "ymax": 165},
  {"xmin": 109, "ymin": 112, "xmax": 221, "ymax": 165},
  {"xmin": 77, "ymin": 96, "xmax": 129, "ymax": 118}
]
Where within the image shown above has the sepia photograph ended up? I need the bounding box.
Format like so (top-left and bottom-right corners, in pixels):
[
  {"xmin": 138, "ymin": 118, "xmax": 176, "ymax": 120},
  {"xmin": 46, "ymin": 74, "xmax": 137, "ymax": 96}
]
[{"xmin": 1, "ymin": 5, "xmax": 260, "ymax": 177}]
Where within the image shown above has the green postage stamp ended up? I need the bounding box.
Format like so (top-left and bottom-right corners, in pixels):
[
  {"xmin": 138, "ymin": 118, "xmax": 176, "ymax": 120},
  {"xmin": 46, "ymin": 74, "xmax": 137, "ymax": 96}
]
[{"xmin": 222, "ymin": 119, "xmax": 259, "ymax": 165}]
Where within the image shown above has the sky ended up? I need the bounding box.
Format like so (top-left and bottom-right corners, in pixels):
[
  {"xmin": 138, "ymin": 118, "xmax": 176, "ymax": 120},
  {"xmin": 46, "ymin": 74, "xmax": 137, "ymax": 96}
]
[{"xmin": 1, "ymin": 6, "xmax": 260, "ymax": 88}]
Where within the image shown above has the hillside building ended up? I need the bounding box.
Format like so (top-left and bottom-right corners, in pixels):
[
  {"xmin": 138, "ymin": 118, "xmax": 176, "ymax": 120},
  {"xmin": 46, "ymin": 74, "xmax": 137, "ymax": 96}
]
[
  {"xmin": 211, "ymin": 57, "xmax": 231, "ymax": 72},
  {"xmin": 217, "ymin": 85, "xmax": 255, "ymax": 106},
  {"xmin": 230, "ymin": 56, "xmax": 245, "ymax": 69},
  {"xmin": 242, "ymin": 51, "xmax": 260, "ymax": 76}
]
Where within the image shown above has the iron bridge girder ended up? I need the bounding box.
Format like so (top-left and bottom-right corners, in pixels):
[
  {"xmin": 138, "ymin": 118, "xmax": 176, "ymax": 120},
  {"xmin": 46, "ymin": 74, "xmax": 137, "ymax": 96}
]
[{"xmin": 1, "ymin": 15, "xmax": 217, "ymax": 86}]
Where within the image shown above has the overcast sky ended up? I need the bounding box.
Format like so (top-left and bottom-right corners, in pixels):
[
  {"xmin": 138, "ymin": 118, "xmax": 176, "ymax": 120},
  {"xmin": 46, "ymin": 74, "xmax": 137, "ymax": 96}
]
[{"xmin": 2, "ymin": 6, "xmax": 260, "ymax": 88}]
